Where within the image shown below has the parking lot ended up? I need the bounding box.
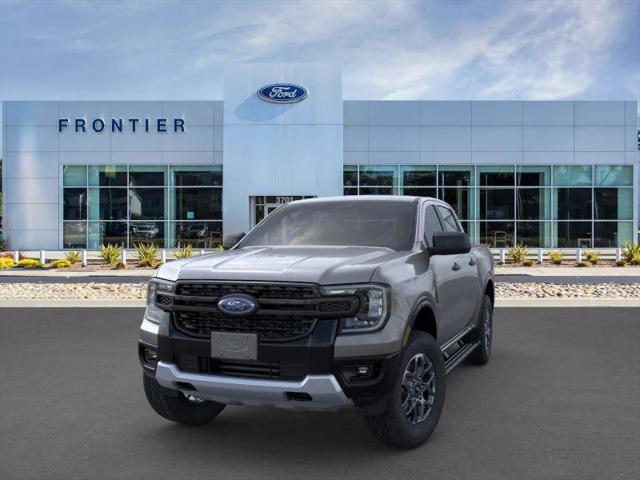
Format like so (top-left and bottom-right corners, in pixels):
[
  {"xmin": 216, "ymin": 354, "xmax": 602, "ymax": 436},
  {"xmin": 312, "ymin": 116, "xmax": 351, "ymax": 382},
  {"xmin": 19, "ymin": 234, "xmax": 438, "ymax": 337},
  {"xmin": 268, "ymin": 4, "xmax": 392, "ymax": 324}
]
[{"xmin": 1, "ymin": 307, "xmax": 638, "ymax": 480}]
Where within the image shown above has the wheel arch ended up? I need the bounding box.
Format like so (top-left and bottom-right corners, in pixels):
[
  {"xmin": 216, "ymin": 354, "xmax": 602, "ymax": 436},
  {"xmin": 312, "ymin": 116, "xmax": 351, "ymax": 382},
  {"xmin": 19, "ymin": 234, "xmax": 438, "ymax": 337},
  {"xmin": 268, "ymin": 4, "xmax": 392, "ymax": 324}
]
[
  {"xmin": 406, "ymin": 296, "xmax": 438, "ymax": 344},
  {"xmin": 484, "ymin": 278, "xmax": 495, "ymax": 307}
]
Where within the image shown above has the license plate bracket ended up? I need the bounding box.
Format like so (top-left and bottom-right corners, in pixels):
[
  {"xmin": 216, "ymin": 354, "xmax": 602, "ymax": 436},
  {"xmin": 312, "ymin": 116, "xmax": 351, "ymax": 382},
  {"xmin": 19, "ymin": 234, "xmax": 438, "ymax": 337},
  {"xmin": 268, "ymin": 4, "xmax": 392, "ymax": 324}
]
[{"xmin": 211, "ymin": 332, "xmax": 258, "ymax": 361}]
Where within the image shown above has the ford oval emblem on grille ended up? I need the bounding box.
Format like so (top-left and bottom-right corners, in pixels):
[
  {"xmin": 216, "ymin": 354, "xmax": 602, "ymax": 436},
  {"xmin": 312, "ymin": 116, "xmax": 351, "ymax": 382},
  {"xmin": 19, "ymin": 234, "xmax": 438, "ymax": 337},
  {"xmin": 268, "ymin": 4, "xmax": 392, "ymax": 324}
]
[{"xmin": 217, "ymin": 295, "xmax": 257, "ymax": 316}]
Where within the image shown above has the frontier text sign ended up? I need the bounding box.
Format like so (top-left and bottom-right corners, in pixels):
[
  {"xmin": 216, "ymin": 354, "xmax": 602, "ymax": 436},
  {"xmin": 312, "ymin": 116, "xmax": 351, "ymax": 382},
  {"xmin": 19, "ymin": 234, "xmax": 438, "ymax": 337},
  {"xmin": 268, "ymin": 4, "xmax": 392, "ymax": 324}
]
[{"xmin": 58, "ymin": 118, "xmax": 185, "ymax": 133}]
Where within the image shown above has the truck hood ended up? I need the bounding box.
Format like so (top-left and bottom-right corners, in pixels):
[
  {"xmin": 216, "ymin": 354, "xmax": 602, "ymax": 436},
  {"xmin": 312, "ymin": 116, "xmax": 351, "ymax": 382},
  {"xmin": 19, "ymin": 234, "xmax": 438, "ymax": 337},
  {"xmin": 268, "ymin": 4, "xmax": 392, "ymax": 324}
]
[{"xmin": 157, "ymin": 246, "xmax": 405, "ymax": 285}]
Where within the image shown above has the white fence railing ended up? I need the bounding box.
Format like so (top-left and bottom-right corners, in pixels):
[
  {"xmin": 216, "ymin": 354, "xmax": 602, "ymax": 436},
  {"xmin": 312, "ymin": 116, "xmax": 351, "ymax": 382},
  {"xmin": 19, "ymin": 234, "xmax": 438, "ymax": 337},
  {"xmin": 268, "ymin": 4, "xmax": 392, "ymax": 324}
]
[{"xmin": 488, "ymin": 247, "xmax": 624, "ymax": 264}]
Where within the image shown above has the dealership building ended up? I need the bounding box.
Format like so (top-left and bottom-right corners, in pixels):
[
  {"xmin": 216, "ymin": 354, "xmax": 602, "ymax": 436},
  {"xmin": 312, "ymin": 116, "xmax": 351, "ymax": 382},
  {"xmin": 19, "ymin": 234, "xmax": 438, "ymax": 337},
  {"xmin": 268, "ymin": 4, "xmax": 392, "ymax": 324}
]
[{"xmin": 1, "ymin": 63, "xmax": 638, "ymax": 250}]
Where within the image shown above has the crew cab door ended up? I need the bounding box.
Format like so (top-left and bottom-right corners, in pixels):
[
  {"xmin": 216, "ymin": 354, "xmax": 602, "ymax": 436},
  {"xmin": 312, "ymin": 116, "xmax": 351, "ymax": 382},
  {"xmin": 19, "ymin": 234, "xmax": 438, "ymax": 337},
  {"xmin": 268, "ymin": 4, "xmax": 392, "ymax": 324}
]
[{"xmin": 425, "ymin": 204, "xmax": 481, "ymax": 342}]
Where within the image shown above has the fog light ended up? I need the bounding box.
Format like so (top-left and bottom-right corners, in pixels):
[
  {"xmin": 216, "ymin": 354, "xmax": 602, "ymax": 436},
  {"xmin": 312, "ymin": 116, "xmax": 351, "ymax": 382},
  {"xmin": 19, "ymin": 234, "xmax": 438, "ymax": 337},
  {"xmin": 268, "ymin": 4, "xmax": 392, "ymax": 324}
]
[
  {"xmin": 357, "ymin": 366, "xmax": 371, "ymax": 376},
  {"xmin": 140, "ymin": 346, "xmax": 158, "ymax": 369}
]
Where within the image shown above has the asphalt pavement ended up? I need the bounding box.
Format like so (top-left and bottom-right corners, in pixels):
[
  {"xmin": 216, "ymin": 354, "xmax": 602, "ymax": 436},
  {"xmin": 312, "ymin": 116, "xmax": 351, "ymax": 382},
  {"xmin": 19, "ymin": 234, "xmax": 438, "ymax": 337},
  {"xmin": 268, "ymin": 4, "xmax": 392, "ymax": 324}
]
[{"xmin": 0, "ymin": 307, "xmax": 638, "ymax": 480}]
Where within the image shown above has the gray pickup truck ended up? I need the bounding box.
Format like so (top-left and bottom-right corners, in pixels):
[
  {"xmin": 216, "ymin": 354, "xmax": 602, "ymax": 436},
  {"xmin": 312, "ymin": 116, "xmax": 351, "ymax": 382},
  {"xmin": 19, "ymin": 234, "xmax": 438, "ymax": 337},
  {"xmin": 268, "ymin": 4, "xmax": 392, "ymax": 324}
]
[{"xmin": 139, "ymin": 196, "xmax": 494, "ymax": 448}]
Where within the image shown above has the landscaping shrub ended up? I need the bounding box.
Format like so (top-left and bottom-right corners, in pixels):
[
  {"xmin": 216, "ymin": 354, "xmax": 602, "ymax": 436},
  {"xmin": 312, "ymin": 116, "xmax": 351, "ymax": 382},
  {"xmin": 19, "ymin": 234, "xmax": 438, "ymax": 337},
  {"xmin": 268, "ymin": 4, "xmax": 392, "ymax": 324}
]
[
  {"xmin": 548, "ymin": 250, "xmax": 564, "ymax": 265},
  {"xmin": 136, "ymin": 243, "xmax": 159, "ymax": 267},
  {"xmin": 576, "ymin": 260, "xmax": 590, "ymax": 268},
  {"xmin": 621, "ymin": 242, "xmax": 640, "ymax": 265},
  {"xmin": 50, "ymin": 259, "xmax": 71, "ymax": 269},
  {"xmin": 216, "ymin": 244, "xmax": 225, "ymax": 252},
  {"xmin": 615, "ymin": 259, "xmax": 627, "ymax": 267},
  {"xmin": 17, "ymin": 258, "xmax": 43, "ymax": 269},
  {"xmin": 1, "ymin": 251, "xmax": 26, "ymax": 260},
  {"xmin": 0, "ymin": 257, "xmax": 15, "ymax": 269},
  {"xmin": 507, "ymin": 243, "xmax": 528, "ymax": 264},
  {"xmin": 99, "ymin": 243, "xmax": 122, "ymax": 265},
  {"xmin": 65, "ymin": 251, "xmax": 81, "ymax": 265},
  {"xmin": 174, "ymin": 244, "xmax": 193, "ymax": 259},
  {"xmin": 583, "ymin": 251, "xmax": 600, "ymax": 265},
  {"xmin": 522, "ymin": 259, "xmax": 534, "ymax": 267}
]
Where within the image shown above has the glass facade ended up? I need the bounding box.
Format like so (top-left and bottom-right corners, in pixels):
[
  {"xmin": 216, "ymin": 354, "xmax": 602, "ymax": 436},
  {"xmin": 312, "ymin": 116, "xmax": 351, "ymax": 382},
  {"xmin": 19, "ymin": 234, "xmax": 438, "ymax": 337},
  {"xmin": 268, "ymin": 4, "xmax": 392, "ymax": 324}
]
[
  {"xmin": 62, "ymin": 165, "xmax": 222, "ymax": 249},
  {"xmin": 343, "ymin": 164, "xmax": 634, "ymax": 248}
]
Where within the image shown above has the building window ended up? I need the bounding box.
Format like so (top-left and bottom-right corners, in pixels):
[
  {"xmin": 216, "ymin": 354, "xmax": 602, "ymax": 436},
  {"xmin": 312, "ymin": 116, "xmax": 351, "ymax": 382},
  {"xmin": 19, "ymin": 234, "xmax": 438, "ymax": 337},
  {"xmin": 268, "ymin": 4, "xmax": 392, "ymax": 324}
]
[
  {"xmin": 62, "ymin": 165, "xmax": 223, "ymax": 249},
  {"xmin": 342, "ymin": 164, "xmax": 634, "ymax": 248}
]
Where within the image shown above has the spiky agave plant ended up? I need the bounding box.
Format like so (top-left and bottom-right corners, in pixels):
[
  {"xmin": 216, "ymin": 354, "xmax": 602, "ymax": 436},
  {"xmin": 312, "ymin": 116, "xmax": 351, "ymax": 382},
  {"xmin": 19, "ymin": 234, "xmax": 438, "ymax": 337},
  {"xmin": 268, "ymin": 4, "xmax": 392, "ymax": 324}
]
[
  {"xmin": 99, "ymin": 243, "xmax": 122, "ymax": 265},
  {"xmin": 507, "ymin": 243, "xmax": 528, "ymax": 265},
  {"xmin": 136, "ymin": 243, "xmax": 159, "ymax": 268}
]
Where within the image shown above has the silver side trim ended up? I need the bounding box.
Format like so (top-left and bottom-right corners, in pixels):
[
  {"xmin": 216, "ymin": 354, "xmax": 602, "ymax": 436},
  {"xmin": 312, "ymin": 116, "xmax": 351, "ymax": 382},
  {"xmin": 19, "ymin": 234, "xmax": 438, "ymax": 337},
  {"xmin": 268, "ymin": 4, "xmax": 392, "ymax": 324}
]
[
  {"xmin": 155, "ymin": 362, "xmax": 352, "ymax": 412},
  {"xmin": 139, "ymin": 317, "xmax": 159, "ymax": 347}
]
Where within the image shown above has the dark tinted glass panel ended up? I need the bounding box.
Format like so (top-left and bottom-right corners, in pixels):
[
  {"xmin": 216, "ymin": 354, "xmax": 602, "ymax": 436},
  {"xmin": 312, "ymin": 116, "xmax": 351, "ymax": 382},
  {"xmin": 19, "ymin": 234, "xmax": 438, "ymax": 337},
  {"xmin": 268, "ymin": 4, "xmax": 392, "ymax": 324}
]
[
  {"xmin": 516, "ymin": 222, "xmax": 542, "ymax": 247},
  {"xmin": 64, "ymin": 188, "xmax": 87, "ymax": 220},
  {"xmin": 91, "ymin": 166, "xmax": 127, "ymax": 186},
  {"xmin": 556, "ymin": 222, "xmax": 592, "ymax": 248},
  {"xmin": 359, "ymin": 168, "xmax": 395, "ymax": 186},
  {"xmin": 480, "ymin": 172, "xmax": 514, "ymax": 186},
  {"xmin": 174, "ymin": 222, "xmax": 222, "ymax": 248},
  {"xmin": 438, "ymin": 171, "xmax": 470, "ymax": 186},
  {"xmin": 517, "ymin": 170, "xmax": 549, "ymax": 186},
  {"xmin": 424, "ymin": 205, "xmax": 443, "ymax": 245},
  {"xmin": 98, "ymin": 189, "xmax": 127, "ymax": 220},
  {"xmin": 436, "ymin": 206, "xmax": 459, "ymax": 232},
  {"xmin": 239, "ymin": 200, "xmax": 417, "ymax": 251},
  {"xmin": 517, "ymin": 189, "xmax": 542, "ymax": 220},
  {"xmin": 174, "ymin": 170, "xmax": 222, "ymax": 186},
  {"xmin": 594, "ymin": 222, "xmax": 619, "ymax": 248},
  {"xmin": 344, "ymin": 187, "xmax": 358, "ymax": 196},
  {"xmin": 403, "ymin": 170, "xmax": 435, "ymax": 186},
  {"xmin": 480, "ymin": 222, "xmax": 514, "ymax": 248},
  {"xmin": 556, "ymin": 188, "xmax": 591, "ymax": 220},
  {"xmin": 594, "ymin": 188, "xmax": 618, "ymax": 220},
  {"xmin": 359, "ymin": 187, "xmax": 394, "ymax": 195},
  {"xmin": 129, "ymin": 188, "xmax": 165, "ymax": 220},
  {"xmin": 480, "ymin": 189, "xmax": 514, "ymax": 220},
  {"xmin": 459, "ymin": 221, "xmax": 469, "ymax": 234},
  {"xmin": 63, "ymin": 222, "xmax": 86, "ymax": 248},
  {"xmin": 130, "ymin": 222, "xmax": 165, "ymax": 247},
  {"xmin": 129, "ymin": 171, "xmax": 164, "ymax": 186},
  {"xmin": 403, "ymin": 187, "xmax": 436, "ymax": 197},
  {"xmin": 91, "ymin": 221, "xmax": 128, "ymax": 247},
  {"xmin": 439, "ymin": 188, "xmax": 470, "ymax": 219},
  {"xmin": 343, "ymin": 168, "xmax": 358, "ymax": 186},
  {"xmin": 174, "ymin": 188, "xmax": 222, "ymax": 220}
]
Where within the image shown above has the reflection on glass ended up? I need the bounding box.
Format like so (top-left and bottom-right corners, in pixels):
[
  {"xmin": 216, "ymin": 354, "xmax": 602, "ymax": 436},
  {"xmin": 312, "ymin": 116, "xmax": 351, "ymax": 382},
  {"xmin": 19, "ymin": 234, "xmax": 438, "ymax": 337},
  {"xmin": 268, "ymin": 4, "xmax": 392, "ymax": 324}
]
[
  {"xmin": 64, "ymin": 188, "xmax": 87, "ymax": 220},
  {"xmin": 88, "ymin": 222, "xmax": 128, "ymax": 248},
  {"xmin": 478, "ymin": 166, "xmax": 514, "ymax": 186},
  {"xmin": 403, "ymin": 187, "xmax": 436, "ymax": 197},
  {"xmin": 88, "ymin": 188, "xmax": 128, "ymax": 220},
  {"xmin": 359, "ymin": 187, "xmax": 395, "ymax": 195},
  {"xmin": 553, "ymin": 165, "xmax": 591, "ymax": 186},
  {"xmin": 129, "ymin": 188, "xmax": 165, "ymax": 220},
  {"xmin": 344, "ymin": 187, "xmax": 358, "ymax": 196},
  {"xmin": 480, "ymin": 222, "xmax": 514, "ymax": 248},
  {"xmin": 401, "ymin": 166, "xmax": 436, "ymax": 186},
  {"xmin": 479, "ymin": 189, "xmax": 514, "ymax": 220},
  {"xmin": 63, "ymin": 166, "xmax": 87, "ymax": 186},
  {"xmin": 171, "ymin": 222, "xmax": 222, "ymax": 248},
  {"xmin": 343, "ymin": 165, "xmax": 358, "ymax": 186},
  {"xmin": 63, "ymin": 222, "xmax": 87, "ymax": 248},
  {"xmin": 171, "ymin": 166, "xmax": 222, "ymax": 186},
  {"xmin": 556, "ymin": 188, "xmax": 591, "ymax": 220},
  {"xmin": 89, "ymin": 165, "xmax": 127, "ymax": 186},
  {"xmin": 172, "ymin": 188, "xmax": 222, "ymax": 220},
  {"xmin": 594, "ymin": 165, "xmax": 632, "ymax": 187},
  {"xmin": 359, "ymin": 166, "xmax": 396, "ymax": 187},
  {"xmin": 517, "ymin": 166, "xmax": 550, "ymax": 186},
  {"xmin": 129, "ymin": 166, "xmax": 165, "ymax": 186},
  {"xmin": 439, "ymin": 188, "xmax": 471, "ymax": 219},
  {"xmin": 556, "ymin": 221, "xmax": 592, "ymax": 248},
  {"xmin": 593, "ymin": 222, "xmax": 633, "ymax": 247},
  {"xmin": 130, "ymin": 222, "xmax": 164, "ymax": 247},
  {"xmin": 517, "ymin": 188, "xmax": 550, "ymax": 220},
  {"xmin": 594, "ymin": 188, "xmax": 633, "ymax": 220},
  {"xmin": 516, "ymin": 222, "xmax": 550, "ymax": 247},
  {"xmin": 438, "ymin": 166, "xmax": 472, "ymax": 186}
]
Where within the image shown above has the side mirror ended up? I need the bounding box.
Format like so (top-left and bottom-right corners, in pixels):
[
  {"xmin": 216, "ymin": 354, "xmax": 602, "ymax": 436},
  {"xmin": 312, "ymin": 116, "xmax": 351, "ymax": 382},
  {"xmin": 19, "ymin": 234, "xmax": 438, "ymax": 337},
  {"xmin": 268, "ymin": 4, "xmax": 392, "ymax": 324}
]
[
  {"xmin": 428, "ymin": 231, "xmax": 471, "ymax": 256},
  {"xmin": 222, "ymin": 232, "xmax": 245, "ymax": 250}
]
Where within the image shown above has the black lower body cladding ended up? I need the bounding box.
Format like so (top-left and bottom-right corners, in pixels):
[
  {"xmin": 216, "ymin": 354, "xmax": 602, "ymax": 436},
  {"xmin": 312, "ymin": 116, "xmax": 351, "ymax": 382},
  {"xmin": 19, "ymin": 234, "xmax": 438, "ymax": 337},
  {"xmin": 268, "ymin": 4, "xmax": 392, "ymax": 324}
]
[{"xmin": 143, "ymin": 317, "xmax": 400, "ymax": 413}]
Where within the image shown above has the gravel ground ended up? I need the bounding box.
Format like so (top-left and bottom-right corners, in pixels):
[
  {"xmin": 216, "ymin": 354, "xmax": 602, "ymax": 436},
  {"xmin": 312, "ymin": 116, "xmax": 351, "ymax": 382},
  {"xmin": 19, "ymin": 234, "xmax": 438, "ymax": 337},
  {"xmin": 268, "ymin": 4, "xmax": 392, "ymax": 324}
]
[{"xmin": 0, "ymin": 281, "xmax": 639, "ymax": 300}]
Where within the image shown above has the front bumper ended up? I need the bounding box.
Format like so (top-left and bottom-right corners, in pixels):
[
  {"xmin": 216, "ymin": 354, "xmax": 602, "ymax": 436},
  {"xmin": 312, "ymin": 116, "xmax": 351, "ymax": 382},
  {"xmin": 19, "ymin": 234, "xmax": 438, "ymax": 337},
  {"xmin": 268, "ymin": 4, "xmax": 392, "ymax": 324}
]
[
  {"xmin": 139, "ymin": 316, "xmax": 401, "ymax": 414},
  {"xmin": 156, "ymin": 361, "xmax": 351, "ymax": 411}
]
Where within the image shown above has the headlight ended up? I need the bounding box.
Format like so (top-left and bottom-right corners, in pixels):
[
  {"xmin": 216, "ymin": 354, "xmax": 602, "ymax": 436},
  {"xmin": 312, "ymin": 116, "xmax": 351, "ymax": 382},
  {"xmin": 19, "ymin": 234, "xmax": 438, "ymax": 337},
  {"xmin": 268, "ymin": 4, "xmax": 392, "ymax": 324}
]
[
  {"xmin": 145, "ymin": 278, "xmax": 174, "ymax": 324},
  {"xmin": 321, "ymin": 285, "xmax": 389, "ymax": 334}
]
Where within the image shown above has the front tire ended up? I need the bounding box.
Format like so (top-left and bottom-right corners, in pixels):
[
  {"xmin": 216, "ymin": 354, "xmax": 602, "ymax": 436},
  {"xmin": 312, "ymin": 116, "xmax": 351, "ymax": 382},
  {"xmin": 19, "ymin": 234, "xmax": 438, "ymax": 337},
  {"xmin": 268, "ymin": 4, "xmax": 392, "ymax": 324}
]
[
  {"xmin": 363, "ymin": 331, "xmax": 446, "ymax": 448},
  {"xmin": 143, "ymin": 374, "xmax": 226, "ymax": 425},
  {"xmin": 469, "ymin": 294, "xmax": 493, "ymax": 365}
]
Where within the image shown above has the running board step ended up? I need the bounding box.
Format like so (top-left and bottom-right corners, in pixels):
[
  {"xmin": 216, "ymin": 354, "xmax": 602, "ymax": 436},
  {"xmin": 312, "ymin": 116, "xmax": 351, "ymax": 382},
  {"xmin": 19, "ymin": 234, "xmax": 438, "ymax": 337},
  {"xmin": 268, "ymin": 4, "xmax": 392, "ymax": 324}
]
[{"xmin": 444, "ymin": 341, "xmax": 480, "ymax": 375}]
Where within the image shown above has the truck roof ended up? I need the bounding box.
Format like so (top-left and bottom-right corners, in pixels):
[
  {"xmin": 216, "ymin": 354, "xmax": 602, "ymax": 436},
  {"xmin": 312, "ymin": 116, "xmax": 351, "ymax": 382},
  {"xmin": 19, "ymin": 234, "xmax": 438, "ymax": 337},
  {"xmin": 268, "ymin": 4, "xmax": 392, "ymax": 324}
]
[{"xmin": 290, "ymin": 195, "xmax": 445, "ymax": 206}]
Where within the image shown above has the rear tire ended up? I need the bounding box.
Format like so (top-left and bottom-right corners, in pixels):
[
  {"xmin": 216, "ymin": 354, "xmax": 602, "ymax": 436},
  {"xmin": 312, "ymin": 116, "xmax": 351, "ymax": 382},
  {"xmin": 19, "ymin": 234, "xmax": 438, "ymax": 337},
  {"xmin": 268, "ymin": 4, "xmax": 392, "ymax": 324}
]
[
  {"xmin": 143, "ymin": 374, "xmax": 226, "ymax": 425},
  {"xmin": 469, "ymin": 294, "xmax": 492, "ymax": 365},
  {"xmin": 363, "ymin": 331, "xmax": 446, "ymax": 448}
]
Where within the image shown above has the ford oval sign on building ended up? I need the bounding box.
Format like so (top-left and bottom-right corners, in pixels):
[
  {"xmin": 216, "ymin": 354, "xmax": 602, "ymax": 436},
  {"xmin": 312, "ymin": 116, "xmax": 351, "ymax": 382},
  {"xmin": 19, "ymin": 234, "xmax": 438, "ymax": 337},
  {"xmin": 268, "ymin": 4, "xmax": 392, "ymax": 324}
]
[{"xmin": 258, "ymin": 83, "xmax": 308, "ymax": 103}]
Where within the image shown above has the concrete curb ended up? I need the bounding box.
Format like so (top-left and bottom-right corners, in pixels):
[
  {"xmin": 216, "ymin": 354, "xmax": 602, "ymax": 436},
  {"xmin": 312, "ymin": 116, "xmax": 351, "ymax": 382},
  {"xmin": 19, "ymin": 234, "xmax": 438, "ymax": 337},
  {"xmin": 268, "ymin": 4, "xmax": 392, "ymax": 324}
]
[
  {"xmin": 0, "ymin": 270, "xmax": 156, "ymax": 277},
  {"xmin": 496, "ymin": 267, "xmax": 640, "ymax": 276},
  {"xmin": 1, "ymin": 298, "xmax": 639, "ymax": 308}
]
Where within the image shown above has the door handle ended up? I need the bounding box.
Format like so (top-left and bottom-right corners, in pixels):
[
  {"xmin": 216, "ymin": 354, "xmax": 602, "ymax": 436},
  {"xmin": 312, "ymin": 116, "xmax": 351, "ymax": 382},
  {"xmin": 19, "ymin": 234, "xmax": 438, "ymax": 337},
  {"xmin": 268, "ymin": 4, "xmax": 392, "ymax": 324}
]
[
  {"xmin": 469, "ymin": 257, "xmax": 477, "ymax": 266},
  {"xmin": 452, "ymin": 262, "xmax": 461, "ymax": 271}
]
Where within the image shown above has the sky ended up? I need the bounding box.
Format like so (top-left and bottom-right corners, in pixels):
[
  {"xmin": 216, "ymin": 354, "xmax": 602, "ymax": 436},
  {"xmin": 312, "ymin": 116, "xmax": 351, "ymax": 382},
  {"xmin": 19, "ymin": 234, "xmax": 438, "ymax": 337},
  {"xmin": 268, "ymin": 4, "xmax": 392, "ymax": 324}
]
[{"xmin": 0, "ymin": 0, "xmax": 638, "ymax": 148}]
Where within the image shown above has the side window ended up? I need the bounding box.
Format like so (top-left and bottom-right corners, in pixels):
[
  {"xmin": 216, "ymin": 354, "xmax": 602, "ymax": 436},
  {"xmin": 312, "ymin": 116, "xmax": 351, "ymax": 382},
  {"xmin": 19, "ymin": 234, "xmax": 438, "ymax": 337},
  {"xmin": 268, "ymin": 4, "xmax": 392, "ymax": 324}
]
[
  {"xmin": 424, "ymin": 205, "xmax": 444, "ymax": 246},
  {"xmin": 436, "ymin": 206, "xmax": 460, "ymax": 232}
]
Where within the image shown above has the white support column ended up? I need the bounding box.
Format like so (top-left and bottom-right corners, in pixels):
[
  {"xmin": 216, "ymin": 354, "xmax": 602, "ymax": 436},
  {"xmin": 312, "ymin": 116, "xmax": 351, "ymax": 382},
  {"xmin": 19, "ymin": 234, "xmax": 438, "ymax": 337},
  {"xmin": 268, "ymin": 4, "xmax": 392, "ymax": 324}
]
[
  {"xmin": 616, "ymin": 248, "xmax": 622, "ymax": 262},
  {"xmin": 39, "ymin": 250, "xmax": 46, "ymax": 264},
  {"xmin": 499, "ymin": 248, "xmax": 506, "ymax": 265},
  {"xmin": 121, "ymin": 249, "xmax": 127, "ymax": 266},
  {"xmin": 161, "ymin": 249, "xmax": 167, "ymax": 264},
  {"xmin": 576, "ymin": 248, "xmax": 582, "ymax": 263},
  {"xmin": 537, "ymin": 248, "xmax": 544, "ymax": 264},
  {"xmin": 82, "ymin": 250, "xmax": 87, "ymax": 267},
  {"xmin": 199, "ymin": 249, "xmax": 205, "ymax": 256},
  {"xmin": 14, "ymin": 251, "xmax": 19, "ymax": 263}
]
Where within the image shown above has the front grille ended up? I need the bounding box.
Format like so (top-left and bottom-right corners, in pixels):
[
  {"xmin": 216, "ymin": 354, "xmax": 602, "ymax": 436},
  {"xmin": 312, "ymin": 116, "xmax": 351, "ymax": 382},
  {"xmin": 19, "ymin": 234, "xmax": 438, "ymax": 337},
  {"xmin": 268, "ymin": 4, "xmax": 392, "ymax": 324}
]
[
  {"xmin": 175, "ymin": 311, "xmax": 316, "ymax": 342},
  {"xmin": 161, "ymin": 281, "xmax": 359, "ymax": 342}
]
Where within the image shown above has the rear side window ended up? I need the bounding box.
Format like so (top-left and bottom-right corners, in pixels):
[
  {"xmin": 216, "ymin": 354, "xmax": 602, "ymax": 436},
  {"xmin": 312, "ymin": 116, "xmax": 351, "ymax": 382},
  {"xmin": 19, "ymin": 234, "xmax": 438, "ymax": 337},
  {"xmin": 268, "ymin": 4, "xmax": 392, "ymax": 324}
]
[
  {"xmin": 424, "ymin": 205, "xmax": 444, "ymax": 246},
  {"xmin": 436, "ymin": 206, "xmax": 460, "ymax": 232}
]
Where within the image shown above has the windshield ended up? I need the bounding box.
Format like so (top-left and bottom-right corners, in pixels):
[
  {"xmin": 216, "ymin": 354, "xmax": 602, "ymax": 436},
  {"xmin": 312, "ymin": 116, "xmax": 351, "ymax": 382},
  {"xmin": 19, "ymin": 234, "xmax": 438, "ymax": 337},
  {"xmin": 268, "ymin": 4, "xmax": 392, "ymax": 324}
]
[{"xmin": 238, "ymin": 200, "xmax": 417, "ymax": 251}]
